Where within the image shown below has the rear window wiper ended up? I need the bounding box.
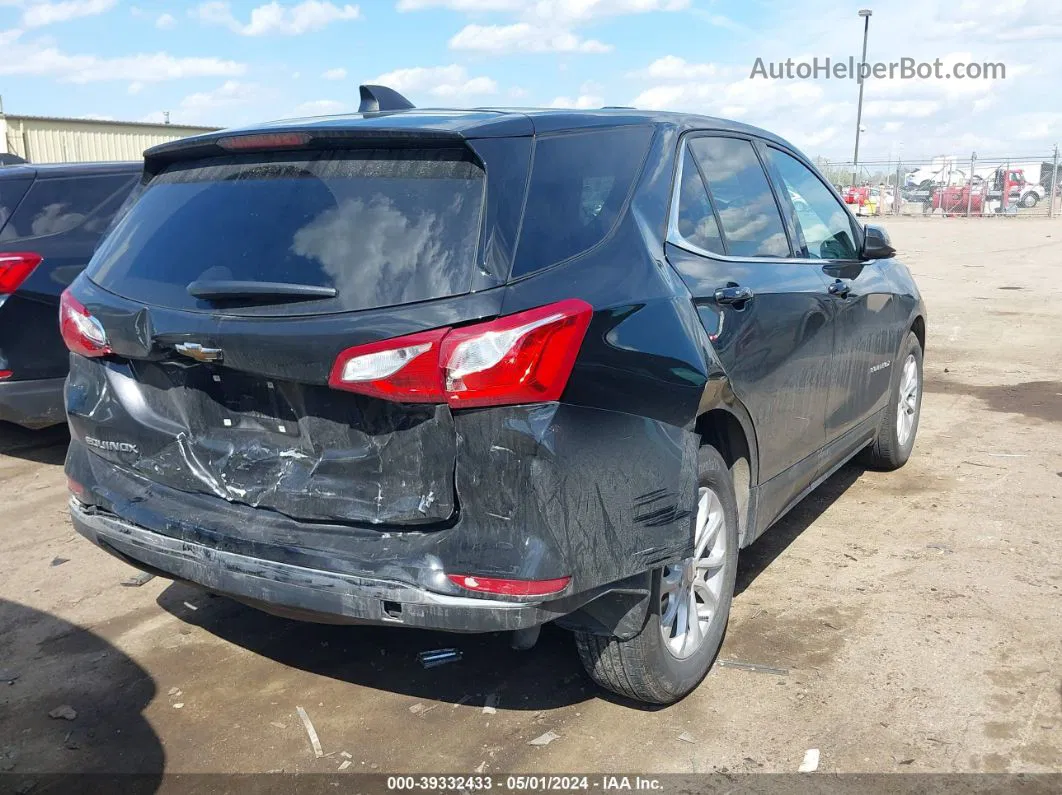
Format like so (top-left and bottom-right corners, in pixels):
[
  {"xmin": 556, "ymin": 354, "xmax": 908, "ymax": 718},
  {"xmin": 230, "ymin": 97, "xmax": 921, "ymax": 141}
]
[{"xmin": 187, "ymin": 280, "xmax": 338, "ymax": 302}]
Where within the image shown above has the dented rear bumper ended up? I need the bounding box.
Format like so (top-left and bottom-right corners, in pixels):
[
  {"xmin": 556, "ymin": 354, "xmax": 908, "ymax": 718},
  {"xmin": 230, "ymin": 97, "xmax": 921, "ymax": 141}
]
[{"xmin": 66, "ymin": 401, "xmax": 699, "ymax": 630}]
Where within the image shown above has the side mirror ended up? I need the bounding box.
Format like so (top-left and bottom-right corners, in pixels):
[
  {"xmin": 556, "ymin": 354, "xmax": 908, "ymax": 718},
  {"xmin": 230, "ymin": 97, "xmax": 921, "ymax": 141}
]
[{"xmin": 862, "ymin": 224, "xmax": 896, "ymax": 259}]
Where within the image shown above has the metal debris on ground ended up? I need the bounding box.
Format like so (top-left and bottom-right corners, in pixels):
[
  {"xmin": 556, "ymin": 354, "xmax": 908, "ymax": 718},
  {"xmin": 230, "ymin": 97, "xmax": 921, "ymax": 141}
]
[
  {"xmin": 296, "ymin": 706, "xmax": 324, "ymax": 758},
  {"xmin": 120, "ymin": 572, "xmax": 156, "ymax": 587},
  {"xmin": 338, "ymin": 760, "xmax": 352, "ymax": 771},
  {"xmin": 528, "ymin": 731, "xmax": 559, "ymax": 747},
  {"xmin": 173, "ymin": 703, "xmax": 184, "ymax": 709},
  {"xmin": 167, "ymin": 687, "xmax": 182, "ymax": 696},
  {"xmin": 408, "ymin": 703, "xmax": 438, "ymax": 717},
  {"xmin": 47, "ymin": 705, "xmax": 77, "ymax": 721},
  {"xmin": 182, "ymin": 601, "xmax": 198, "ymax": 611},
  {"xmin": 717, "ymin": 659, "xmax": 789, "ymax": 676},
  {"xmin": 677, "ymin": 733, "xmax": 696, "ymax": 744},
  {"xmin": 340, "ymin": 751, "xmax": 352, "ymax": 759},
  {"xmin": 0, "ymin": 671, "xmax": 19, "ymax": 685},
  {"xmin": 50, "ymin": 558, "xmax": 69, "ymax": 567},
  {"xmin": 269, "ymin": 722, "xmax": 285, "ymax": 729},
  {"xmin": 482, "ymin": 693, "xmax": 499, "ymax": 715},
  {"xmin": 418, "ymin": 648, "xmax": 462, "ymax": 668},
  {"xmin": 798, "ymin": 748, "xmax": 820, "ymax": 773}
]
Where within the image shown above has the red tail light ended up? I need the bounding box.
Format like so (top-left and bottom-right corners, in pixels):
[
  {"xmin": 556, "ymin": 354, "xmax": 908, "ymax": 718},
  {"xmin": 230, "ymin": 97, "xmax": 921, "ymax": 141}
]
[
  {"xmin": 328, "ymin": 328, "xmax": 448, "ymax": 403},
  {"xmin": 0, "ymin": 371, "xmax": 12, "ymax": 381},
  {"xmin": 0, "ymin": 252, "xmax": 42, "ymax": 293},
  {"xmin": 329, "ymin": 300, "xmax": 593, "ymax": 409},
  {"xmin": 217, "ymin": 132, "xmax": 312, "ymax": 151},
  {"xmin": 60, "ymin": 289, "xmax": 111, "ymax": 358},
  {"xmin": 447, "ymin": 573, "xmax": 571, "ymax": 597}
]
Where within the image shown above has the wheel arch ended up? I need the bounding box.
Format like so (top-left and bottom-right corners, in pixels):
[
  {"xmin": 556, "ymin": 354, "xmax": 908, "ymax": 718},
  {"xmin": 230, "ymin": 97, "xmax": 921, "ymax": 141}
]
[
  {"xmin": 695, "ymin": 400, "xmax": 758, "ymax": 547},
  {"xmin": 910, "ymin": 314, "xmax": 926, "ymax": 353}
]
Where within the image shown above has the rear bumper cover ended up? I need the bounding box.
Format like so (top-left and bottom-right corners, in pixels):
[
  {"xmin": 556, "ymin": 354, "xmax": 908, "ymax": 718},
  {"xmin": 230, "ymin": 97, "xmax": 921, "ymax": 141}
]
[
  {"xmin": 66, "ymin": 401, "xmax": 700, "ymax": 630},
  {"xmin": 71, "ymin": 500, "xmax": 560, "ymax": 631},
  {"xmin": 0, "ymin": 377, "xmax": 66, "ymax": 429}
]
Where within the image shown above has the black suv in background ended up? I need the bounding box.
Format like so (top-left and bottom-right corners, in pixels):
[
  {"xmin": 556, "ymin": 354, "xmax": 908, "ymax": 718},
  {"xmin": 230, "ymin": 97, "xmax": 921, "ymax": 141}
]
[
  {"xmin": 0, "ymin": 161, "xmax": 139, "ymax": 428},
  {"xmin": 63, "ymin": 91, "xmax": 926, "ymax": 704}
]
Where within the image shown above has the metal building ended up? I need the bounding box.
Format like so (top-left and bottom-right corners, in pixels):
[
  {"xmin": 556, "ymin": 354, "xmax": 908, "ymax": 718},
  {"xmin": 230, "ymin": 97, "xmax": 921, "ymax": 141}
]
[{"xmin": 0, "ymin": 112, "xmax": 218, "ymax": 164}]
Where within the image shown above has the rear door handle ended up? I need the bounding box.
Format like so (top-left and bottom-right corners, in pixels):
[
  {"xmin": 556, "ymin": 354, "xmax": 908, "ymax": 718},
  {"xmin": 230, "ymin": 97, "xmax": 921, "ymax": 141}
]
[
  {"xmin": 827, "ymin": 279, "xmax": 851, "ymax": 299},
  {"xmin": 714, "ymin": 285, "xmax": 754, "ymax": 304}
]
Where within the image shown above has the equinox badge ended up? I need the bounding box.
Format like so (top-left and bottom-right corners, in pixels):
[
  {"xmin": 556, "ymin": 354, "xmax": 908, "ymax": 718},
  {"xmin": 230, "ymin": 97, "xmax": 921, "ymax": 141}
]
[{"xmin": 175, "ymin": 342, "xmax": 224, "ymax": 363}]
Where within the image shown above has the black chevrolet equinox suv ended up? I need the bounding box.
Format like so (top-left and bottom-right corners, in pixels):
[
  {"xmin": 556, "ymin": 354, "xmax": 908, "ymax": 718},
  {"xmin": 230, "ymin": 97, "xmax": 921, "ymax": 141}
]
[
  {"xmin": 0, "ymin": 161, "xmax": 138, "ymax": 428},
  {"xmin": 63, "ymin": 87, "xmax": 926, "ymax": 704}
]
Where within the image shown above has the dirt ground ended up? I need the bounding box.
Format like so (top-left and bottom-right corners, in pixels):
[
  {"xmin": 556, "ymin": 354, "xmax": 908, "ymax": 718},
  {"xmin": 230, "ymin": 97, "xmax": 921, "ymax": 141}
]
[{"xmin": 2, "ymin": 217, "xmax": 1061, "ymax": 781}]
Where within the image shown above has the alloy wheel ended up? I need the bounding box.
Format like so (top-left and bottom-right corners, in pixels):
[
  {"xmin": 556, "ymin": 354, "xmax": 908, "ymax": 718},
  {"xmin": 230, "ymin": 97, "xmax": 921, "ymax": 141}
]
[{"xmin": 659, "ymin": 485, "xmax": 729, "ymax": 660}]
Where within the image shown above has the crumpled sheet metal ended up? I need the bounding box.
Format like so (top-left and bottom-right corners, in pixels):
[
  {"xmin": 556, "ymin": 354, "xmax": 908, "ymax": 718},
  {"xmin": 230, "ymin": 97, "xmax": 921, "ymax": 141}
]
[{"xmin": 65, "ymin": 355, "xmax": 456, "ymax": 525}]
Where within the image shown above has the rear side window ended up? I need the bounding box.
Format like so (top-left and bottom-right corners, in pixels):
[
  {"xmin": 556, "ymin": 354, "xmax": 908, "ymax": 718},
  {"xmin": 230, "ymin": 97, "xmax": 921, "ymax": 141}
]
[
  {"xmin": 88, "ymin": 149, "xmax": 485, "ymax": 314},
  {"xmin": 0, "ymin": 174, "xmax": 134, "ymax": 243},
  {"xmin": 511, "ymin": 126, "xmax": 653, "ymax": 278},
  {"xmin": 688, "ymin": 137, "xmax": 790, "ymax": 258},
  {"xmin": 0, "ymin": 178, "xmax": 31, "ymax": 239},
  {"xmin": 673, "ymin": 145, "xmax": 725, "ymax": 255}
]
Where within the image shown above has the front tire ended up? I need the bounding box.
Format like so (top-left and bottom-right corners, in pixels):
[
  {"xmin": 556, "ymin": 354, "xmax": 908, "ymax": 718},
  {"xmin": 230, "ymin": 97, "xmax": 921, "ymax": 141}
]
[
  {"xmin": 574, "ymin": 445, "xmax": 739, "ymax": 704},
  {"xmin": 1021, "ymin": 192, "xmax": 1039, "ymax": 208},
  {"xmin": 861, "ymin": 330, "xmax": 923, "ymax": 470}
]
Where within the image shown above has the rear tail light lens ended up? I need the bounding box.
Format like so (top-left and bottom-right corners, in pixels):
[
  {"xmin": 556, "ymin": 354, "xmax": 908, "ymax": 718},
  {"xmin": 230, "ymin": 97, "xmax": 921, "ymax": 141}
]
[
  {"xmin": 0, "ymin": 370, "xmax": 12, "ymax": 381},
  {"xmin": 441, "ymin": 300, "xmax": 592, "ymax": 408},
  {"xmin": 447, "ymin": 573, "xmax": 571, "ymax": 597},
  {"xmin": 328, "ymin": 300, "xmax": 593, "ymax": 408},
  {"xmin": 329, "ymin": 328, "xmax": 448, "ymax": 403},
  {"xmin": 60, "ymin": 289, "xmax": 111, "ymax": 358},
  {"xmin": 0, "ymin": 252, "xmax": 42, "ymax": 294}
]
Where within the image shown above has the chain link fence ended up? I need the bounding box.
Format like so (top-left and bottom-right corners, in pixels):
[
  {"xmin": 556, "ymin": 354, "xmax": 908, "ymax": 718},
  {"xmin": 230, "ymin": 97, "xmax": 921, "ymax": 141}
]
[{"xmin": 811, "ymin": 150, "xmax": 1062, "ymax": 218}]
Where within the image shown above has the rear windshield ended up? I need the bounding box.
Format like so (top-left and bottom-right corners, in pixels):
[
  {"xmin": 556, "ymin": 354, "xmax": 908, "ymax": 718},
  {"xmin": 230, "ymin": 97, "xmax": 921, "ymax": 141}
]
[{"xmin": 87, "ymin": 148, "xmax": 485, "ymax": 314}]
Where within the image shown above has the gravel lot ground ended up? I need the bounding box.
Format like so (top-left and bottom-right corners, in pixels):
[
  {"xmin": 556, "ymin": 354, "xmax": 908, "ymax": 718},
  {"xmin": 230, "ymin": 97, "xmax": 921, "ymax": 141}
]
[{"xmin": 2, "ymin": 217, "xmax": 1060, "ymax": 781}]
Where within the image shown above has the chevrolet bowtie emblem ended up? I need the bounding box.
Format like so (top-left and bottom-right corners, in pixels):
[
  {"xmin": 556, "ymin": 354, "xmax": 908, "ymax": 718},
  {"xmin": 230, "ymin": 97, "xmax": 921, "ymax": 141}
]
[{"xmin": 175, "ymin": 342, "xmax": 224, "ymax": 363}]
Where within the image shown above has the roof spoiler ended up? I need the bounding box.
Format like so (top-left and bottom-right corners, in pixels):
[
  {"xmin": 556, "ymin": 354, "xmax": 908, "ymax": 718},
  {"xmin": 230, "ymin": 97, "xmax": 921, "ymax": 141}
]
[{"xmin": 358, "ymin": 84, "xmax": 415, "ymax": 113}]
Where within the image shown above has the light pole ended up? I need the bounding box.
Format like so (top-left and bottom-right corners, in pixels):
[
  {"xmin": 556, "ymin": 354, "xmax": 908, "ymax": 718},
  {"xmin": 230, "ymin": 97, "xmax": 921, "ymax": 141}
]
[{"xmin": 852, "ymin": 8, "xmax": 872, "ymax": 186}]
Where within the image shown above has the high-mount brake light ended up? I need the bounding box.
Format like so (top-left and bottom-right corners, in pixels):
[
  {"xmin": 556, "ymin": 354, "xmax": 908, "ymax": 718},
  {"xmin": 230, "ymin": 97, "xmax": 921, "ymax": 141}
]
[
  {"xmin": 217, "ymin": 132, "xmax": 312, "ymax": 151},
  {"xmin": 327, "ymin": 300, "xmax": 593, "ymax": 408},
  {"xmin": 60, "ymin": 289, "xmax": 111, "ymax": 358},
  {"xmin": 0, "ymin": 252, "xmax": 43, "ymax": 294}
]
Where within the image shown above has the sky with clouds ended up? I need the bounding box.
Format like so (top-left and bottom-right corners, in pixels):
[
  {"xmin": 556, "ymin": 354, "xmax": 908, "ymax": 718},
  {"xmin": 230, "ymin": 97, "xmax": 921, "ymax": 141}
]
[{"xmin": 0, "ymin": 0, "xmax": 1059, "ymax": 163}]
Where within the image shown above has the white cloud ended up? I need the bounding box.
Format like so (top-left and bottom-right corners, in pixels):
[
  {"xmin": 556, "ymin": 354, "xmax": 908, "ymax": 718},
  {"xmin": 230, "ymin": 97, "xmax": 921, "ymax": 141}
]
[
  {"xmin": 193, "ymin": 0, "xmax": 360, "ymax": 36},
  {"xmin": 372, "ymin": 64, "xmax": 498, "ymax": 99},
  {"xmin": 21, "ymin": 0, "xmax": 116, "ymax": 27},
  {"xmin": 397, "ymin": 0, "xmax": 521, "ymax": 9},
  {"xmin": 636, "ymin": 56, "xmax": 720, "ymax": 81},
  {"xmin": 400, "ymin": 0, "xmax": 688, "ymax": 23},
  {"xmin": 549, "ymin": 94, "xmax": 604, "ymax": 109},
  {"xmin": 179, "ymin": 80, "xmax": 261, "ymax": 116},
  {"xmin": 449, "ymin": 23, "xmax": 610, "ymax": 53},
  {"xmin": 156, "ymin": 12, "xmax": 176, "ymax": 29},
  {"xmin": 322, "ymin": 67, "xmax": 347, "ymax": 80},
  {"xmin": 294, "ymin": 98, "xmax": 347, "ymax": 115},
  {"xmin": 0, "ymin": 29, "xmax": 247, "ymax": 83}
]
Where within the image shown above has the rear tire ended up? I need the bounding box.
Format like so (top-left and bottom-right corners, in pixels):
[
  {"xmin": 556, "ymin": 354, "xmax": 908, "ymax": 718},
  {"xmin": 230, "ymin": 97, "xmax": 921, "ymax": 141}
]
[
  {"xmin": 574, "ymin": 445, "xmax": 739, "ymax": 704},
  {"xmin": 1021, "ymin": 192, "xmax": 1039, "ymax": 209},
  {"xmin": 861, "ymin": 330, "xmax": 923, "ymax": 471}
]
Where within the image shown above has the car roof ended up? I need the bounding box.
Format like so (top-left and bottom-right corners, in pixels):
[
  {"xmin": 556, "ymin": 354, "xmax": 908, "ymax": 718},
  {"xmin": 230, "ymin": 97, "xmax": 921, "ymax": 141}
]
[
  {"xmin": 146, "ymin": 107, "xmax": 801, "ymax": 158},
  {"xmin": 0, "ymin": 161, "xmax": 141, "ymax": 180}
]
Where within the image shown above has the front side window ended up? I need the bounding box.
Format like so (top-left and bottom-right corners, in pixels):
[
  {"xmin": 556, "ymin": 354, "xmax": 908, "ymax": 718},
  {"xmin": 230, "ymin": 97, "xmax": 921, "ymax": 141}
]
[
  {"xmin": 767, "ymin": 148, "xmax": 859, "ymax": 260},
  {"xmin": 688, "ymin": 137, "xmax": 790, "ymax": 258}
]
